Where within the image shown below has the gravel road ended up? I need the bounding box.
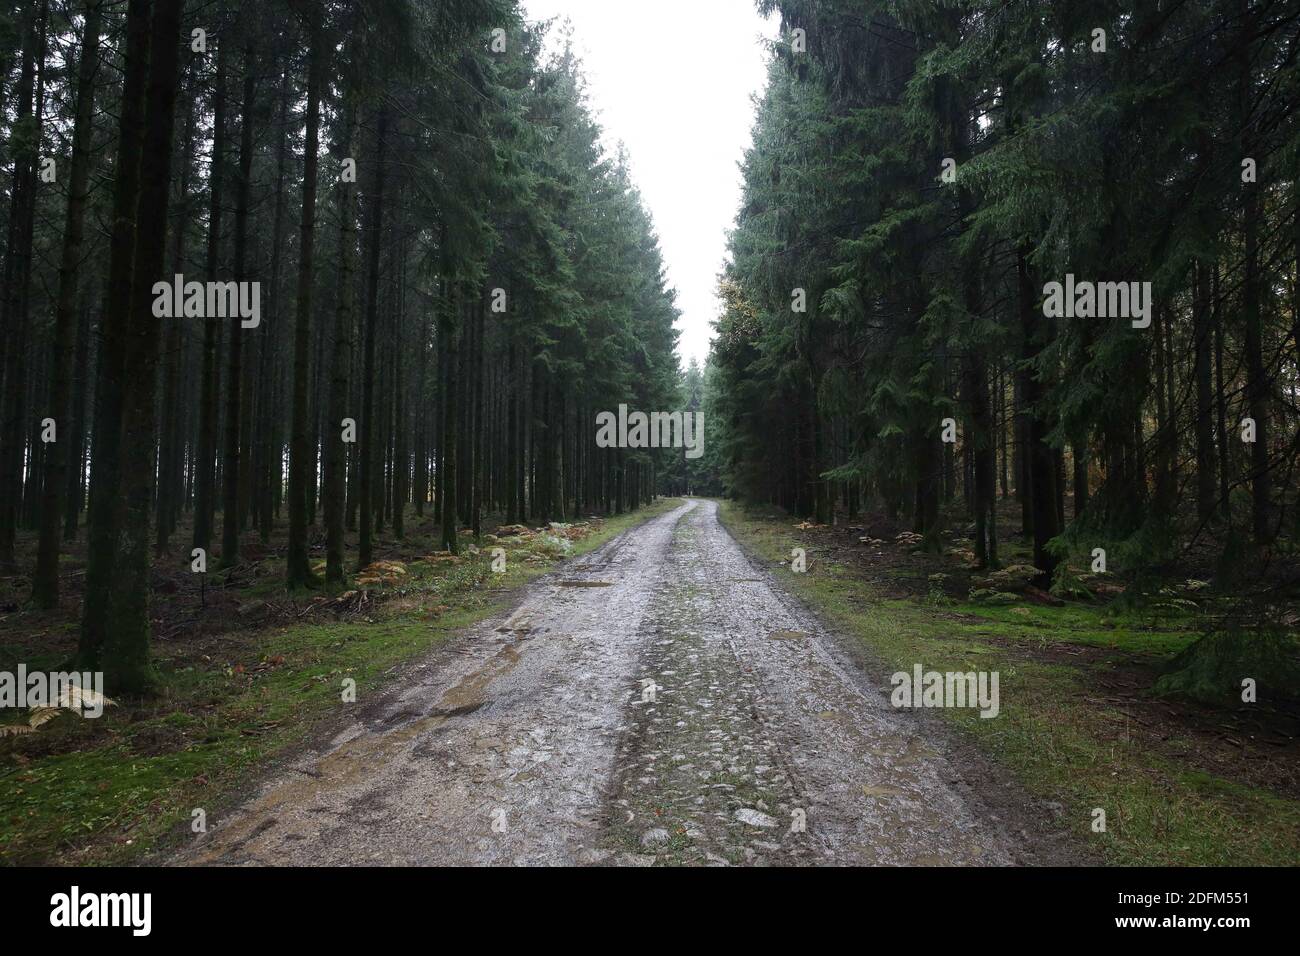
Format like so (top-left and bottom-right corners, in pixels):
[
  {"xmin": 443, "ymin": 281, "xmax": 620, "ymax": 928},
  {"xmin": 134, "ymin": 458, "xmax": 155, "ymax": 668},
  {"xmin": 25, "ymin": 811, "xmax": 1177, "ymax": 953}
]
[{"xmin": 177, "ymin": 499, "xmax": 1072, "ymax": 866}]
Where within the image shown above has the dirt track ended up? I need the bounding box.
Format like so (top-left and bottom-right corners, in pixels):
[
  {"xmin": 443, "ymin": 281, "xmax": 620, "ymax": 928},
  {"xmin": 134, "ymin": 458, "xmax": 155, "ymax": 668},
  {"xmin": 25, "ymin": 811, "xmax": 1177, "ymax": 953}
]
[{"xmin": 176, "ymin": 499, "xmax": 1074, "ymax": 866}]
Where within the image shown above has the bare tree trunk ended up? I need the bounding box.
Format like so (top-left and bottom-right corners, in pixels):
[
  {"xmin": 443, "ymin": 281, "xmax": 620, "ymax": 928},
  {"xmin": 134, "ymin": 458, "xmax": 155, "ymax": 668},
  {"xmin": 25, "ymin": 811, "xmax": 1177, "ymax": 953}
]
[
  {"xmin": 1193, "ymin": 260, "xmax": 1216, "ymax": 523},
  {"xmin": 285, "ymin": 11, "xmax": 325, "ymax": 589},
  {"xmin": 258, "ymin": 68, "xmax": 290, "ymax": 543},
  {"xmin": 194, "ymin": 35, "xmax": 227, "ymax": 555},
  {"xmin": 32, "ymin": 0, "xmax": 101, "ymax": 606},
  {"xmin": 440, "ymin": 284, "xmax": 461, "ymax": 554},
  {"xmin": 1017, "ymin": 244, "xmax": 1059, "ymax": 585},
  {"xmin": 324, "ymin": 98, "xmax": 357, "ymax": 588},
  {"xmin": 79, "ymin": 0, "xmax": 151, "ymax": 669},
  {"xmin": 221, "ymin": 44, "xmax": 256, "ymax": 568},
  {"xmin": 357, "ymin": 104, "xmax": 388, "ymax": 569},
  {"xmin": 0, "ymin": 0, "xmax": 45, "ymax": 569},
  {"xmin": 156, "ymin": 56, "xmax": 197, "ymax": 553},
  {"xmin": 64, "ymin": 303, "xmax": 91, "ymax": 540},
  {"xmin": 1238, "ymin": 0, "xmax": 1271, "ymax": 543},
  {"xmin": 100, "ymin": 0, "xmax": 183, "ymax": 693}
]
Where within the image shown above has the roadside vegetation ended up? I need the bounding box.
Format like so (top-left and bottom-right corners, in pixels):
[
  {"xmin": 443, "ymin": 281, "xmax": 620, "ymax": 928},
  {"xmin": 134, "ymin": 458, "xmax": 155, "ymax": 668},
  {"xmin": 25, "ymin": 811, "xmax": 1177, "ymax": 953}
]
[{"xmin": 720, "ymin": 500, "xmax": 1300, "ymax": 866}]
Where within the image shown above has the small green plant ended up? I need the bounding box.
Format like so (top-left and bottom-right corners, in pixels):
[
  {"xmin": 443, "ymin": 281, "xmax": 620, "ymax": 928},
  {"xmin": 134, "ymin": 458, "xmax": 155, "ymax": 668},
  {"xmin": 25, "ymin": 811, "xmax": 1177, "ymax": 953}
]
[{"xmin": 1154, "ymin": 627, "xmax": 1300, "ymax": 705}]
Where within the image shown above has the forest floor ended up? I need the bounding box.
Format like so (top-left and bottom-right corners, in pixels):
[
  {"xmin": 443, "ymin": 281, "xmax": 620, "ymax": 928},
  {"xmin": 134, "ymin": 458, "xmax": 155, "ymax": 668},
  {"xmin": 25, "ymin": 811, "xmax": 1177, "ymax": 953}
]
[
  {"xmin": 3, "ymin": 496, "xmax": 1295, "ymax": 865},
  {"xmin": 718, "ymin": 499, "xmax": 1300, "ymax": 865},
  {"xmin": 0, "ymin": 498, "xmax": 681, "ymax": 865}
]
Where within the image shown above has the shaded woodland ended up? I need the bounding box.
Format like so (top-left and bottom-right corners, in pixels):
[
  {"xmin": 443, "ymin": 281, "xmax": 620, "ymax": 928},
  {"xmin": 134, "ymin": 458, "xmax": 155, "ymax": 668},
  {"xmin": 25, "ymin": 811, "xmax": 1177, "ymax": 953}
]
[
  {"xmin": 0, "ymin": 0, "xmax": 682, "ymax": 692},
  {"xmin": 707, "ymin": 1, "xmax": 1300, "ymax": 624}
]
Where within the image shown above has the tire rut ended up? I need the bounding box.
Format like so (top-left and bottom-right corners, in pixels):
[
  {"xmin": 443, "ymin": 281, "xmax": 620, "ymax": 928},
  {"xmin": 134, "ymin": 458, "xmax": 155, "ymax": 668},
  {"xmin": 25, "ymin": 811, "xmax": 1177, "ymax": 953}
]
[{"xmin": 174, "ymin": 498, "xmax": 1062, "ymax": 866}]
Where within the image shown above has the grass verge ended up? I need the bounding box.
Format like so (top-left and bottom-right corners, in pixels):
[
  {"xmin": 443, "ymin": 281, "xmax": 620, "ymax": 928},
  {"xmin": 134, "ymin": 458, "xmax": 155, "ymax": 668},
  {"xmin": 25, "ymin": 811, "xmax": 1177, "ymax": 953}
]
[{"xmin": 717, "ymin": 500, "xmax": 1300, "ymax": 866}]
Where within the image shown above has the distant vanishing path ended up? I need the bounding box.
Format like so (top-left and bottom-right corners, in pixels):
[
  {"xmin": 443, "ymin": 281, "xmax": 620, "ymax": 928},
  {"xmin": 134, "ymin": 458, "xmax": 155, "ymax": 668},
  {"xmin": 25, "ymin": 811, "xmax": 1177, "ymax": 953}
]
[{"xmin": 177, "ymin": 499, "xmax": 1064, "ymax": 866}]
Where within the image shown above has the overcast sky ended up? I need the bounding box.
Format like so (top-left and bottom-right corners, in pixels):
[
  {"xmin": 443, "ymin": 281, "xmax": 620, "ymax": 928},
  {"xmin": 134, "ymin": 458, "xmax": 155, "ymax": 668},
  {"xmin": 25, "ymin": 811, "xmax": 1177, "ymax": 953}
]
[{"xmin": 519, "ymin": 0, "xmax": 779, "ymax": 368}]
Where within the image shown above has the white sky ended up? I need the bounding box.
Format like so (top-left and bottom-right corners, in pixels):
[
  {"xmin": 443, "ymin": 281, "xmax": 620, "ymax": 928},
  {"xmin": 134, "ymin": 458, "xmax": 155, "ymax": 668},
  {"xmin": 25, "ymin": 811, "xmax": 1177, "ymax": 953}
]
[{"xmin": 520, "ymin": 0, "xmax": 780, "ymax": 369}]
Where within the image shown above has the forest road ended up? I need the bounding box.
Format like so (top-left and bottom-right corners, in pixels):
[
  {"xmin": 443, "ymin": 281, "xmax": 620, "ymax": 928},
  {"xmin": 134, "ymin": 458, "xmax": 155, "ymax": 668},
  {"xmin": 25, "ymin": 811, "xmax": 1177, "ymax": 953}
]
[{"xmin": 176, "ymin": 498, "xmax": 1070, "ymax": 866}]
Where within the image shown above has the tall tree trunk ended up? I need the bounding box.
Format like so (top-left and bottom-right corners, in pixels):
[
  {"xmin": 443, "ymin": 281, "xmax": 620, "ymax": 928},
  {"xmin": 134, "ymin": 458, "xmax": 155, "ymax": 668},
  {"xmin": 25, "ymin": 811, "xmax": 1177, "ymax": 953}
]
[
  {"xmin": 392, "ymin": 229, "xmax": 408, "ymax": 539},
  {"xmin": 285, "ymin": 12, "xmax": 325, "ymax": 589},
  {"xmin": 0, "ymin": 0, "xmax": 44, "ymax": 569},
  {"xmin": 156, "ymin": 56, "xmax": 196, "ymax": 553},
  {"xmin": 79, "ymin": 0, "xmax": 151, "ymax": 669},
  {"xmin": 471, "ymin": 302, "xmax": 484, "ymax": 537},
  {"xmin": 1193, "ymin": 260, "xmax": 1216, "ymax": 523},
  {"xmin": 964, "ymin": 353, "xmax": 997, "ymax": 569},
  {"xmin": 1213, "ymin": 265, "xmax": 1230, "ymax": 519},
  {"xmin": 324, "ymin": 98, "xmax": 357, "ymax": 588},
  {"xmin": 1017, "ymin": 245, "xmax": 1059, "ymax": 586},
  {"xmin": 439, "ymin": 284, "xmax": 460, "ymax": 554},
  {"xmin": 64, "ymin": 302, "xmax": 91, "ymax": 540},
  {"xmin": 1238, "ymin": 0, "xmax": 1270, "ymax": 543},
  {"xmin": 32, "ymin": 0, "xmax": 101, "ymax": 606},
  {"xmin": 1154, "ymin": 306, "xmax": 1175, "ymax": 517},
  {"xmin": 194, "ymin": 35, "xmax": 226, "ymax": 555},
  {"xmin": 259, "ymin": 68, "xmax": 290, "ymax": 543},
  {"xmin": 505, "ymin": 342, "xmax": 518, "ymax": 524},
  {"xmin": 221, "ymin": 46, "xmax": 256, "ymax": 568},
  {"xmin": 357, "ymin": 104, "xmax": 388, "ymax": 569},
  {"xmin": 100, "ymin": 0, "xmax": 183, "ymax": 693},
  {"xmin": 1071, "ymin": 438, "xmax": 1089, "ymax": 521},
  {"xmin": 412, "ymin": 305, "xmax": 428, "ymax": 518}
]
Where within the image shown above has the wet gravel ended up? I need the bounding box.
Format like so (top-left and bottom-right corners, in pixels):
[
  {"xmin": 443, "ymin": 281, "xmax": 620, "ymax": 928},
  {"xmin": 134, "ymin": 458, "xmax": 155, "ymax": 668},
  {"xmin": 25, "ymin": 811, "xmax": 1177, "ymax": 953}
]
[{"xmin": 176, "ymin": 499, "xmax": 1068, "ymax": 866}]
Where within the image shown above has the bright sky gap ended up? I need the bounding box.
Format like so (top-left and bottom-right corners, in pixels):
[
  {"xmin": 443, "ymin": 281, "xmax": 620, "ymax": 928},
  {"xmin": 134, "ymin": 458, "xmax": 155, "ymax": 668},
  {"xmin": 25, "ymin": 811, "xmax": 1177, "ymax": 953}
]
[{"xmin": 521, "ymin": 0, "xmax": 780, "ymax": 367}]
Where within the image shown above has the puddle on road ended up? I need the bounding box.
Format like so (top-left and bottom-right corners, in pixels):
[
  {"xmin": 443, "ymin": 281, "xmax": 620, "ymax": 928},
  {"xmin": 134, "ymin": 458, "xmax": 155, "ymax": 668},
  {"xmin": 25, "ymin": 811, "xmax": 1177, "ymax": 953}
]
[
  {"xmin": 559, "ymin": 580, "xmax": 614, "ymax": 587},
  {"xmin": 427, "ymin": 701, "xmax": 485, "ymax": 719},
  {"xmin": 438, "ymin": 641, "xmax": 524, "ymax": 712},
  {"xmin": 896, "ymin": 735, "xmax": 939, "ymax": 766},
  {"xmin": 861, "ymin": 784, "xmax": 903, "ymax": 798},
  {"xmin": 767, "ymin": 629, "xmax": 809, "ymax": 641},
  {"xmin": 188, "ymin": 632, "xmax": 535, "ymax": 863},
  {"xmin": 186, "ymin": 708, "xmax": 455, "ymax": 863}
]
